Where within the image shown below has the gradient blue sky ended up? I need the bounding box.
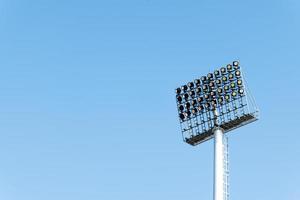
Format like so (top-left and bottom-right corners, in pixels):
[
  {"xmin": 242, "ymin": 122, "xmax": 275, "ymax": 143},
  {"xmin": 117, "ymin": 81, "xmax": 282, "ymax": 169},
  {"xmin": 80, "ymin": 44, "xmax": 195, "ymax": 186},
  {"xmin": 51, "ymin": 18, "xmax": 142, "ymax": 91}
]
[{"xmin": 0, "ymin": 0, "xmax": 299, "ymax": 200}]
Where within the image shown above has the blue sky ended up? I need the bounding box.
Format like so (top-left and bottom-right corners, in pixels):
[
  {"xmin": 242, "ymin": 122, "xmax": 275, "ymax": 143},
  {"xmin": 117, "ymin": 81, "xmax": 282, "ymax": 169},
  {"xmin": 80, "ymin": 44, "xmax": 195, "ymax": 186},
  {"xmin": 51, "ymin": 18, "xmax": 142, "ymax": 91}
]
[{"xmin": 0, "ymin": 0, "xmax": 299, "ymax": 199}]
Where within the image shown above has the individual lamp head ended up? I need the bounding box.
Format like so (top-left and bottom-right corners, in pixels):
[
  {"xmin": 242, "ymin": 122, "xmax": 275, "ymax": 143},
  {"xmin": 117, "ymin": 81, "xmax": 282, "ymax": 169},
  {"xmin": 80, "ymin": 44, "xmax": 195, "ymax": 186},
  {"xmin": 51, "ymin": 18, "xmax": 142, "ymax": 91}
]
[
  {"xmin": 194, "ymin": 79, "xmax": 201, "ymax": 86},
  {"xmin": 235, "ymin": 70, "xmax": 241, "ymax": 77},
  {"xmin": 214, "ymin": 70, "xmax": 220, "ymax": 77},
  {"xmin": 237, "ymin": 79, "xmax": 243, "ymax": 87},
  {"xmin": 191, "ymin": 108, "xmax": 198, "ymax": 115},
  {"xmin": 182, "ymin": 85, "xmax": 188, "ymax": 92},
  {"xmin": 207, "ymin": 73, "xmax": 214, "ymax": 80},
  {"xmin": 233, "ymin": 61, "xmax": 239, "ymax": 67},
  {"xmin": 218, "ymin": 96, "xmax": 224, "ymax": 104},
  {"xmin": 217, "ymin": 87, "xmax": 222, "ymax": 94},
  {"xmin": 225, "ymin": 94, "xmax": 230, "ymax": 102},
  {"xmin": 204, "ymin": 94, "xmax": 210, "ymax": 100},
  {"xmin": 228, "ymin": 73, "xmax": 234, "ymax": 81},
  {"xmin": 230, "ymin": 82, "xmax": 236, "ymax": 89},
  {"xmin": 198, "ymin": 105, "xmax": 204, "ymax": 112},
  {"xmin": 177, "ymin": 95, "xmax": 183, "ymax": 103},
  {"xmin": 216, "ymin": 79, "xmax": 222, "ymax": 85},
  {"xmin": 232, "ymin": 91, "xmax": 238, "ymax": 98},
  {"xmin": 186, "ymin": 110, "xmax": 191, "ymax": 117},
  {"xmin": 197, "ymin": 97, "xmax": 204, "ymax": 103},
  {"xmin": 210, "ymin": 91, "xmax": 216, "ymax": 97},
  {"xmin": 233, "ymin": 61, "xmax": 239, "ymax": 66},
  {"xmin": 205, "ymin": 102, "xmax": 211, "ymax": 109},
  {"xmin": 191, "ymin": 99, "xmax": 197, "ymax": 106},
  {"xmin": 184, "ymin": 93, "xmax": 189, "ymax": 100},
  {"xmin": 227, "ymin": 64, "xmax": 233, "ymax": 71},
  {"xmin": 201, "ymin": 76, "xmax": 207, "ymax": 83},
  {"xmin": 188, "ymin": 82, "xmax": 194, "ymax": 88},
  {"xmin": 202, "ymin": 84, "xmax": 208, "ymax": 92},
  {"xmin": 196, "ymin": 88, "xmax": 202, "ymax": 94},
  {"xmin": 238, "ymin": 88, "xmax": 245, "ymax": 95},
  {"xmin": 209, "ymin": 81, "xmax": 215, "ymax": 88},
  {"xmin": 179, "ymin": 113, "xmax": 185, "ymax": 120},
  {"xmin": 222, "ymin": 76, "xmax": 228, "ymax": 82},
  {"xmin": 176, "ymin": 88, "xmax": 181, "ymax": 95},
  {"xmin": 185, "ymin": 102, "xmax": 191, "ymax": 109},
  {"xmin": 178, "ymin": 104, "xmax": 184, "ymax": 111},
  {"xmin": 189, "ymin": 90, "xmax": 195, "ymax": 97},
  {"xmin": 224, "ymin": 85, "xmax": 230, "ymax": 92},
  {"xmin": 220, "ymin": 67, "xmax": 226, "ymax": 74},
  {"xmin": 211, "ymin": 99, "xmax": 217, "ymax": 107}
]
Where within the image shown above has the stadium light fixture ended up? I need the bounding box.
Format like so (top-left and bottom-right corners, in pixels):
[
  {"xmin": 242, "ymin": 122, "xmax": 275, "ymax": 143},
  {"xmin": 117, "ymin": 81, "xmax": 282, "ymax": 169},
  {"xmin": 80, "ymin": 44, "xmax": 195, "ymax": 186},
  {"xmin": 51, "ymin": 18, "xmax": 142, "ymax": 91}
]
[{"xmin": 174, "ymin": 61, "xmax": 259, "ymax": 200}]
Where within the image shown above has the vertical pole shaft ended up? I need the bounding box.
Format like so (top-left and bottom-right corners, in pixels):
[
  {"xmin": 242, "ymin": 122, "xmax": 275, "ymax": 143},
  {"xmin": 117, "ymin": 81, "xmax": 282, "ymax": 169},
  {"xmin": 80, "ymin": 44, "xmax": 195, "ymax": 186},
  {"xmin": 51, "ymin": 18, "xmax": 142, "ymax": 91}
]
[{"xmin": 214, "ymin": 127, "xmax": 224, "ymax": 200}]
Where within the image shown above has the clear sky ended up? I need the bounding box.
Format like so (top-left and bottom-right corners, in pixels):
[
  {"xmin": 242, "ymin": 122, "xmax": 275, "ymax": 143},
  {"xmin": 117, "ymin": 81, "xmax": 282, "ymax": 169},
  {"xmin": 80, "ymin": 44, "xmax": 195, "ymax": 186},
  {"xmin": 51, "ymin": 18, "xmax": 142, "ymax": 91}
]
[{"xmin": 0, "ymin": 0, "xmax": 299, "ymax": 200}]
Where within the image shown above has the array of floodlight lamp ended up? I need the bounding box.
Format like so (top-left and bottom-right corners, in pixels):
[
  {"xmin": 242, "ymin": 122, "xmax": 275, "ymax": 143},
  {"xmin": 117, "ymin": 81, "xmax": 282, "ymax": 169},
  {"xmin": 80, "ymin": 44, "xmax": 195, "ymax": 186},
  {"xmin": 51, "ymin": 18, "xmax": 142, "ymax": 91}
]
[{"xmin": 175, "ymin": 61, "xmax": 259, "ymax": 146}]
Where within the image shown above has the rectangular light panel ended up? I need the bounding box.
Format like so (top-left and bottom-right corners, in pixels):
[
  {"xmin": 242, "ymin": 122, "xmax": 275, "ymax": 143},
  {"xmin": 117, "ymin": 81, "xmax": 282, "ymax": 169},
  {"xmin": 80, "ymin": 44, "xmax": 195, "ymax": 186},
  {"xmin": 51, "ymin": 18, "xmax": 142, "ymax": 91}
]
[{"xmin": 175, "ymin": 61, "xmax": 259, "ymax": 146}]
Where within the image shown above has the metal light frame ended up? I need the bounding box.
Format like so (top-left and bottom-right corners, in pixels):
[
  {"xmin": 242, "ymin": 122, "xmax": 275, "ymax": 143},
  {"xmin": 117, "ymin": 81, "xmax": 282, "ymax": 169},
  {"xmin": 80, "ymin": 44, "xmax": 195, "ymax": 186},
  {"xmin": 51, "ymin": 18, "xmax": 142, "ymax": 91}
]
[{"xmin": 175, "ymin": 61, "xmax": 259, "ymax": 146}]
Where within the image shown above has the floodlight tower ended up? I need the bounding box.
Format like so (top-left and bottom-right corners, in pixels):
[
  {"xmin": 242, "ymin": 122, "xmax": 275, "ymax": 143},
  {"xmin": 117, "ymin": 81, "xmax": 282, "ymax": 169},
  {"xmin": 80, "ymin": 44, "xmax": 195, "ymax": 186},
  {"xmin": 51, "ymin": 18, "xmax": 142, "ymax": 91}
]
[{"xmin": 175, "ymin": 61, "xmax": 259, "ymax": 200}]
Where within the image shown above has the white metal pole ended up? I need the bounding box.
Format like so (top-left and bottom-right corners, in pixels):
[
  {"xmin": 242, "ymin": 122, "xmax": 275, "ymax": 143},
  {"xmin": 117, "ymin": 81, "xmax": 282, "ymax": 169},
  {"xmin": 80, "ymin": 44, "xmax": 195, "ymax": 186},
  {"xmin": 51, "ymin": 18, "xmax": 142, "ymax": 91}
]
[{"xmin": 214, "ymin": 127, "xmax": 224, "ymax": 200}]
